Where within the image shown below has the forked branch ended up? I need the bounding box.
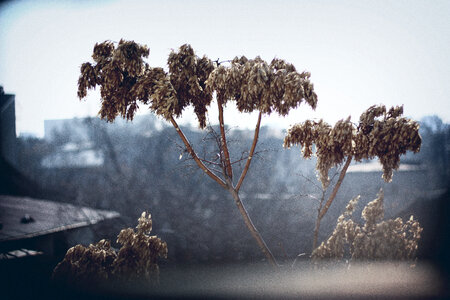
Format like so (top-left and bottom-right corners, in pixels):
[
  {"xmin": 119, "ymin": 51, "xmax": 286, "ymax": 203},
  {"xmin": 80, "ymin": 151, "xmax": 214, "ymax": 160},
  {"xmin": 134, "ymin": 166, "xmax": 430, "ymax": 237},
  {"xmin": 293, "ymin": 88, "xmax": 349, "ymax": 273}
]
[
  {"xmin": 312, "ymin": 157, "xmax": 352, "ymax": 249},
  {"xmin": 318, "ymin": 156, "xmax": 353, "ymax": 220},
  {"xmin": 170, "ymin": 116, "xmax": 227, "ymax": 189}
]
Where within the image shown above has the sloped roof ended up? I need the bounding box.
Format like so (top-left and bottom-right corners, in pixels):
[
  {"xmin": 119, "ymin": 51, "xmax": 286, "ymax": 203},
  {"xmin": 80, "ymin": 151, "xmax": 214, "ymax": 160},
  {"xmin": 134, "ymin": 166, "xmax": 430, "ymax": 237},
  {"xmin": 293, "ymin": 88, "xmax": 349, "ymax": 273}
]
[{"xmin": 0, "ymin": 195, "xmax": 119, "ymax": 242}]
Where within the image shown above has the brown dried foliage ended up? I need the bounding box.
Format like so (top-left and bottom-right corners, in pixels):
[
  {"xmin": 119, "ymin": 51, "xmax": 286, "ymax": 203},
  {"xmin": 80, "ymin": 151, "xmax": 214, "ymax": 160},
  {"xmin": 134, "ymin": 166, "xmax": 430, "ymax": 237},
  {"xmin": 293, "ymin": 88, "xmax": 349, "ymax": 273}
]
[
  {"xmin": 78, "ymin": 40, "xmax": 318, "ymax": 128},
  {"xmin": 52, "ymin": 212, "xmax": 167, "ymax": 284},
  {"xmin": 312, "ymin": 189, "xmax": 423, "ymax": 261},
  {"xmin": 206, "ymin": 56, "xmax": 317, "ymax": 116},
  {"xmin": 284, "ymin": 105, "xmax": 421, "ymax": 187}
]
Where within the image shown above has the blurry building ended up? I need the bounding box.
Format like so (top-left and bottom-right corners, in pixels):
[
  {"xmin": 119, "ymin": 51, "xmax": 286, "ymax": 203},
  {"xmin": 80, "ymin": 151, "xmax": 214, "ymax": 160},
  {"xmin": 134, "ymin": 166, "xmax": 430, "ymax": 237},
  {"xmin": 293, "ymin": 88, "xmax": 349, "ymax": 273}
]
[
  {"xmin": 0, "ymin": 88, "xmax": 36, "ymax": 196},
  {"xmin": 0, "ymin": 87, "xmax": 17, "ymax": 166}
]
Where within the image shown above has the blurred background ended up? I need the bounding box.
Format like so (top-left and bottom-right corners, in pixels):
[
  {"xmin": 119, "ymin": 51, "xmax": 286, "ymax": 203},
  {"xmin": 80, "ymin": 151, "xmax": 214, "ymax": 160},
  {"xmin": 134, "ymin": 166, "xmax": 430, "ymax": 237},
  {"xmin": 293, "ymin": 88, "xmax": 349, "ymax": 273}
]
[{"xmin": 1, "ymin": 0, "xmax": 449, "ymax": 298}]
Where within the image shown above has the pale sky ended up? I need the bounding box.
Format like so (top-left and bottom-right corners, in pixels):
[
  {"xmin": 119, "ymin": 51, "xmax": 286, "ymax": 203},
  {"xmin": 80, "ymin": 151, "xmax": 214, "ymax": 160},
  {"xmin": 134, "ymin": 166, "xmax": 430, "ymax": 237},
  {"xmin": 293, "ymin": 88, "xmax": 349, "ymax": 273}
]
[{"xmin": 1, "ymin": 0, "xmax": 449, "ymax": 137}]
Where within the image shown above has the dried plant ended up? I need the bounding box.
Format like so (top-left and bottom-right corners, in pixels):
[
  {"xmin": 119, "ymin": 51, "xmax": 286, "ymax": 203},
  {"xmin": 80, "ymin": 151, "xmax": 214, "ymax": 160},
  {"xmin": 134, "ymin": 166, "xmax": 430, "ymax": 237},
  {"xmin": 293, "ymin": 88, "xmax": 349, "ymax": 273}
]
[
  {"xmin": 52, "ymin": 212, "xmax": 167, "ymax": 284},
  {"xmin": 78, "ymin": 40, "xmax": 318, "ymax": 267},
  {"xmin": 284, "ymin": 105, "xmax": 421, "ymax": 249},
  {"xmin": 312, "ymin": 189, "xmax": 422, "ymax": 262}
]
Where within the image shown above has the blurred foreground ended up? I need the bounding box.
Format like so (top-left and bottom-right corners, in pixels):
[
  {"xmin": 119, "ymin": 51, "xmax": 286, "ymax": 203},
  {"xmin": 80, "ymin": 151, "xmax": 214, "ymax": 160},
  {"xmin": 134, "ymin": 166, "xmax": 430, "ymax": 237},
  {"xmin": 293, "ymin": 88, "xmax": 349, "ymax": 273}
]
[{"xmin": 0, "ymin": 260, "xmax": 445, "ymax": 299}]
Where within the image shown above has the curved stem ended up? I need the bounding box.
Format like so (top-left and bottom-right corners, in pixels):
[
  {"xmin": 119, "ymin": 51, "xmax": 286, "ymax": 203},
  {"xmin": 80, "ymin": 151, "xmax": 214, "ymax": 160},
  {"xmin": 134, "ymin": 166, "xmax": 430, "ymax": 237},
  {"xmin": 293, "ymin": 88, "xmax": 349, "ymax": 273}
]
[
  {"xmin": 318, "ymin": 156, "xmax": 353, "ymax": 220},
  {"xmin": 229, "ymin": 187, "xmax": 278, "ymax": 268},
  {"xmin": 236, "ymin": 111, "xmax": 262, "ymax": 191},
  {"xmin": 170, "ymin": 116, "xmax": 227, "ymax": 189}
]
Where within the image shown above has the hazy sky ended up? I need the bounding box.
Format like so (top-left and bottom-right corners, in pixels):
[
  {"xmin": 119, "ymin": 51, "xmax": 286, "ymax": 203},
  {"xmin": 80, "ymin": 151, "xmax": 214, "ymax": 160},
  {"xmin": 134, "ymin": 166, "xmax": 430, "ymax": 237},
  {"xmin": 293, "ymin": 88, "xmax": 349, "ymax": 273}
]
[{"xmin": 1, "ymin": 0, "xmax": 449, "ymax": 137}]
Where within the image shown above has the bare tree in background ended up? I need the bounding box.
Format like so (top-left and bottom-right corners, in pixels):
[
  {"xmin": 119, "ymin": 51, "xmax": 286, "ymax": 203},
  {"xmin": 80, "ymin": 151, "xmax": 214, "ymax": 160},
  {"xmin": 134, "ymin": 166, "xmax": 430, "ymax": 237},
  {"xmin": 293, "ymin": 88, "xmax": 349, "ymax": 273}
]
[{"xmin": 77, "ymin": 40, "xmax": 318, "ymax": 267}]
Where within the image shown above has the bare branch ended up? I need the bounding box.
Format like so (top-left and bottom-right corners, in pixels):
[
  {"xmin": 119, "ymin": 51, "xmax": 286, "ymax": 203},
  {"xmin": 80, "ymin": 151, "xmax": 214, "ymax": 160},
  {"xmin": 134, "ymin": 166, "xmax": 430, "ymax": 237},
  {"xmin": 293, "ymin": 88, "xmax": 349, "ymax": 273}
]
[
  {"xmin": 236, "ymin": 111, "xmax": 262, "ymax": 191},
  {"xmin": 217, "ymin": 95, "xmax": 233, "ymax": 179},
  {"xmin": 204, "ymin": 122, "xmax": 229, "ymax": 177},
  {"xmin": 230, "ymin": 149, "xmax": 266, "ymax": 166},
  {"xmin": 318, "ymin": 156, "xmax": 353, "ymax": 220},
  {"xmin": 198, "ymin": 158, "xmax": 222, "ymax": 167},
  {"xmin": 296, "ymin": 172, "xmax": 322, "ymax": 193},
  {"xmin": 170, "ymin": 116, "xmax": 227, "ymax": 189},
  {"xmin": 328, "ymin": 168, "xmax": 341, "ymax": 185}
]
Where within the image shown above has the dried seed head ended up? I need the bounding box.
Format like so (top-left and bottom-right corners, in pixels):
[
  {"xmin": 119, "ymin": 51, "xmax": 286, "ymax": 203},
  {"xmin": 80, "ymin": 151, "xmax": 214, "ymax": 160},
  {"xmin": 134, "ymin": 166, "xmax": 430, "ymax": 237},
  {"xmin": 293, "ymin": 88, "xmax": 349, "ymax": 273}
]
[
  {"xmin": 284, "ymin": 117, "xmax": 352, "ymax": 187},
  {"xmin": 285, "ymin": 105, "xmax": 421, "ymax": 185},
  {"xmin": 206, "ymin": 55, "xmax": 317, "ymax": 116}
]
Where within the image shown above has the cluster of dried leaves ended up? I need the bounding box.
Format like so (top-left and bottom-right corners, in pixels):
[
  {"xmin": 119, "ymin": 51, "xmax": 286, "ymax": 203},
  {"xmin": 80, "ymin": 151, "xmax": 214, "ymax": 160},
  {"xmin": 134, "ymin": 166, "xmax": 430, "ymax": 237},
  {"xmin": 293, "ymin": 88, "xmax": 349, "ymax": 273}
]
[
  {"xmin": 206, "ymin": 56, "xmax": 317, "ymax": 115},
  {"xmin": 312, "ymin": 189, "xmax": 423, "ymax": 261},
  {"xmin": 78, "ymin": 40, "xmax": 318, "ymax": 128},
  {"xmin": 52, "ymin": 212, "xmax": 167, "ymax": 284},
  {"xmin": 284, "ymin": 105, "xmax": 421, "ymax": 187}
]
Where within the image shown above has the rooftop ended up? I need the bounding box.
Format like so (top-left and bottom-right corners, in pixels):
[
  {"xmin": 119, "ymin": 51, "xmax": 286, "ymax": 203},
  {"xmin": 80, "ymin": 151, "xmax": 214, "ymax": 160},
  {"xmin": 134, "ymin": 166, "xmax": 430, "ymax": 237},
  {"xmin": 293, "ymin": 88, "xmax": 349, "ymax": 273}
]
[{"xmin": 0, "ymin": 195, "xmax": 119, "ymax": 243}]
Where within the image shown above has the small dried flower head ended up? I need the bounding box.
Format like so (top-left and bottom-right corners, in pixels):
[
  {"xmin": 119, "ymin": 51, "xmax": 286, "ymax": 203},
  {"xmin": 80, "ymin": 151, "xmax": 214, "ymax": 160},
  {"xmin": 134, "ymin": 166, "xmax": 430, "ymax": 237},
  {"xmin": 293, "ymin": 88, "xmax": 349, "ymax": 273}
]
[
  {"xmin": 284, "ymin": 117, "xmax": 353, "ymax": 187},
  {"xmin": 137, "ymin": 211, "xmax": 153, "ymax": 234},
  {"xmin": 354, "ymin": 105, "xmax": 421, "ymax": 182},
  {"xmin": 345, "ymin": 195, "xmax": 360, "ymax": 217},
  {"xmin": 362, "ymin": 189, "xmax": 384, "ymax": 230}
]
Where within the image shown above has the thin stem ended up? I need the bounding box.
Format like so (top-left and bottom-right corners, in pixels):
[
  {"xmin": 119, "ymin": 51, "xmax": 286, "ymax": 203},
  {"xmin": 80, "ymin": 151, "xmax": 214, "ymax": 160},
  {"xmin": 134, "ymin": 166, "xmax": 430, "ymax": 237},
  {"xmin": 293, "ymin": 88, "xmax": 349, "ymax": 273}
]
[
  {"xmin": 236, "ymin": 111, "xmax": 262, "ymax": 191},
  {"xmin": 318, "ymin": 156, "xmax": 353, "ymax": 220},
  {"xmin": 229, "ymin": 187, "xmax": 278, "ymax": 268},
  {"xmin": 312, "ymin": 189, "xmax": 326, "ymax": 250},
  {"xmin": 297, "ymin": 173, "xmax": 322, "ymax": 193},
  {"xmin": 198, "ymin": 158, "xmax": 222, "ymax": 167},
  {"xmin": 170, "ymin": 116, "xmax": 227, "ymax": 189},
  {"xmin": 217, "ymin": 95, "xmax": 233, "ymax": 179},
  {"xmin": 231, "ymin": 155, "xmax": 254, "ymax": 166},
  {"xmin": 312, "ymin": 168, "xmax": 341, "ymax": 250},
  {"xmin": 312, "ymin": 218, "xmax": 321, "ymax": 251}
]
